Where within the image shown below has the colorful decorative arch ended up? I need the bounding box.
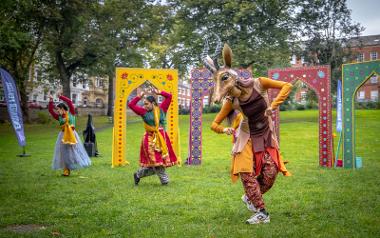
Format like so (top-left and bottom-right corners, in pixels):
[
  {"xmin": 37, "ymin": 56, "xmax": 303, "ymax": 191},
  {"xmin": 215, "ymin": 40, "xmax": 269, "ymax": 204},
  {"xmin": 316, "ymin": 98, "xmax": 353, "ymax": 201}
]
[
  {"xmin": 268, "ymin": 66, "xmax": 333, "ymax": 167},
  {"xmin": 342, "ymin": 60, "xmax": 380, "ymax": 168},
  {"xmin": 186, "ymin": 68, "xmax": 251, "ymax": 165},
  {"xmin": 112, "ymin": 68, "xmax": 180, "ymax": 167}
]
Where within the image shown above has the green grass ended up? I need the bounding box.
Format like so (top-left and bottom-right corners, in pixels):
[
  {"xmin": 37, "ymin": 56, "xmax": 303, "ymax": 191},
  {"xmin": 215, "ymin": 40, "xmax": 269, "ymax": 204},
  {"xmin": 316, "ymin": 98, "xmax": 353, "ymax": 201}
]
[{"xmin": 0, "ymin": 110, "xmax": 379, "ymax": 237}]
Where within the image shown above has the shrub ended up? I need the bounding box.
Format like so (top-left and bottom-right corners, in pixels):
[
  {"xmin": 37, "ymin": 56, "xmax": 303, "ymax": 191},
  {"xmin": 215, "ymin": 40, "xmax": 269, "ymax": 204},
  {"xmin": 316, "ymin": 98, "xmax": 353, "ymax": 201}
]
[
  {"xmin": 306, "ymin": 101, "xmax": 318, "ymax": 109},
  {"xmin": 296, "ymin": 104, "xmax": 305, "ymax": 110},
  {"xmin": 355, "ymin": 101, "xmax": 380, "ymax": 109},
  {"xmin": 36, "ymin": 112, "xmax": 51, "ymax": 124},
  {"xmin": 280, "ymin": 104, "xmax": 290, "ymax": 111},
  {"xmin": 203, "ymin": 104, "xmax": 221, "ymax": 114},
  {"xmin": 179, "ymin": 108, "xmax": 190, "ymax": 115}
]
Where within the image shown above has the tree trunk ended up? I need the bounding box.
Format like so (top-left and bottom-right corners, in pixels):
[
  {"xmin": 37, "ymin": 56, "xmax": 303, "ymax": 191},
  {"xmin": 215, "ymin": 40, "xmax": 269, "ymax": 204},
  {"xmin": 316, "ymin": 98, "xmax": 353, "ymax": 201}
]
[
  {"xmin": 11, "ymin": 67, "xmax": 30, "ymax": 123},
  {"xmin": 107, "ymin": 70, "xmax": 114, "ymax": 117},
  {"xmin": 15, "ymin": 75, "xmax": 30, "ymax": 123},
  {"xmin": 19, "ymin": 81, "xmax": 30, "ymax": 123},
  {"xmin": 56, "ymin": 51, "xmax": 71, "ymax": 97}
]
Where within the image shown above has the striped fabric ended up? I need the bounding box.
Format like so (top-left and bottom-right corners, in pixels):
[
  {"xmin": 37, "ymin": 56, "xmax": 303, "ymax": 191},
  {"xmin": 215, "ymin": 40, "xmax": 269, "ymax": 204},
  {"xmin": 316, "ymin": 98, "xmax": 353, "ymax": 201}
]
[{"xmin": 136, "ymin": 166, "xmax": 169, "ymax": 185}]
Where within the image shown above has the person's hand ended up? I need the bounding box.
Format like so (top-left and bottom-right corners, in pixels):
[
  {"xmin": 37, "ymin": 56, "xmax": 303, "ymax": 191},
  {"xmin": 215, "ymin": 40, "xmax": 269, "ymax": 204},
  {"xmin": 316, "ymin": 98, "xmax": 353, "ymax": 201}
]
[
  {"xmin": 48, "ymin": 95, "xmax": 54, "ymax": 101},
  {"xmin": 152, "ymin": 88, "xmax": 160, "ymax": 95},
  {"xmin": 57, "ymin": 92, "xmax": 62, "ymax": 98},
  {"xmin": 138, "ymin": 91, "xmax": 145, "ymax": 98},
  {"xmin": 264, "ymin": 107, "xmax": 273, "ymax": 117},
  {"xmin": 223, "ymin": 127, "xmax": 235, "ymax": 135}
]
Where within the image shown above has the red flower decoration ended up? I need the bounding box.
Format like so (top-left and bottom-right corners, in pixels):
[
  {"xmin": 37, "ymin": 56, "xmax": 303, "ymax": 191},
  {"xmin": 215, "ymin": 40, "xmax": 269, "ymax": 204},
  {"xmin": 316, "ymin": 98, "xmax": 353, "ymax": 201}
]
[
  {"xmin": 167, "ymin": 74, "xmax": 173, "ymax": 81},
  {"xmin": 121, "ymin": 73, "xmax": 128, "ymax": 79}
]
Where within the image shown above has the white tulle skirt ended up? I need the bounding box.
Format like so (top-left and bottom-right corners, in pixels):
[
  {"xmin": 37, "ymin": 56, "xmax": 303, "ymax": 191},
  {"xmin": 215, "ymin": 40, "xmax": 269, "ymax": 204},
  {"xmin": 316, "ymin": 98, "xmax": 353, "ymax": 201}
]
[{"xmin": 52, "ymin": 131, "xmax": 91, "ymax": 170}]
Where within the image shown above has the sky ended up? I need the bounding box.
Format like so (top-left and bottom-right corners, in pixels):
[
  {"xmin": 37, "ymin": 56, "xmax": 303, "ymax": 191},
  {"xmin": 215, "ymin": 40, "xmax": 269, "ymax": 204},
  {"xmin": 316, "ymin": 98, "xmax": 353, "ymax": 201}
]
[{"xmin": 346, "ymin": 0, "xmax": 380, "ymax": 36}]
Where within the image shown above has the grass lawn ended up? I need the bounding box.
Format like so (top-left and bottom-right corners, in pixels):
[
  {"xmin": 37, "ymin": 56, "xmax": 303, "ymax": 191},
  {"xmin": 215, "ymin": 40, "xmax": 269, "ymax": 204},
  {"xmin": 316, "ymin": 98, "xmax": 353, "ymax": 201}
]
[{"xmin": 0, "ymin": 110, "xmax": 379, "ymax": 237}]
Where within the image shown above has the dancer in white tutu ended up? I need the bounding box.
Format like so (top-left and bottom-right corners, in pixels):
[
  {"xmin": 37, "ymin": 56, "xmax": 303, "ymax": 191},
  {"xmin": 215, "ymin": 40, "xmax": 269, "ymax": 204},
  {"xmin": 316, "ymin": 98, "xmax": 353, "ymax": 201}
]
[{"xmin": 48, "ymin": 94, "xmax": 91, "ymax": 176}]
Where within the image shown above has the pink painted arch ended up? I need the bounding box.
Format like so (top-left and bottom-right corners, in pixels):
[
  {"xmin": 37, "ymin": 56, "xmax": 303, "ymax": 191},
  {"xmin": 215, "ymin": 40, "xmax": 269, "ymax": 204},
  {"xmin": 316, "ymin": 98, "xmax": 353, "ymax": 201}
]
[{"xmin": 268, "ymin": 66, "xmax": 333, "ymax": 167}]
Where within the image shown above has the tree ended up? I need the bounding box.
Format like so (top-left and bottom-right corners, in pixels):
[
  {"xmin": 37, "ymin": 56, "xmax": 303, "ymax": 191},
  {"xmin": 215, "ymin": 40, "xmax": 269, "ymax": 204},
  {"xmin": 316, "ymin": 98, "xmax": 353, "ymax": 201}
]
[
  {"xmin": 0, "ymin": 0, "xmax": 45, "ymax": 121},
  {"xmin": 88, "ymin": 0, "xmax": 154, "ymax": 116},
  {"xmin": 41, "ymin": 0, "xmax": 104, "ymax": 97},
  {"xmin": 294, "ymin": 0, "xmax": 363, "ymax": 91},
  {"xmin": 166, "ymin": 0, "xmax": 296, "ymax": 76}
]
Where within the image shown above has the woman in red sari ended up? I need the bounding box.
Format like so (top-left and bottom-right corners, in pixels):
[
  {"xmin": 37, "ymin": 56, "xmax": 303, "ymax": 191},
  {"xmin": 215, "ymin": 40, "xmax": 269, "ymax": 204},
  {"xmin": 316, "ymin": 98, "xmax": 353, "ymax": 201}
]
[{"xmin": 127, "ymin": 88, "xmax": 178, "ymax": 185}]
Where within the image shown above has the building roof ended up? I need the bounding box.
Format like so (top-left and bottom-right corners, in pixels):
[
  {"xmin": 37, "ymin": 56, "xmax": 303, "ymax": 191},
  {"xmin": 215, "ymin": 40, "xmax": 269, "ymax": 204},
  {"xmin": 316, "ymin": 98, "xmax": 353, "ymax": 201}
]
[{"xmin": 348, "ymin": 34, "xmax": 380, "ymax": 47}]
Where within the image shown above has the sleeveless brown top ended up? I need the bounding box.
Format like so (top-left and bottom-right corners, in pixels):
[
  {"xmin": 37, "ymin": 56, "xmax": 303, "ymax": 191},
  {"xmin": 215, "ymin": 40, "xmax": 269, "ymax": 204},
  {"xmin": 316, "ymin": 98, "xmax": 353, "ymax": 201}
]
[{"xmin": 239, "ymin": 88, "xmax": 273, "ymax": 152}]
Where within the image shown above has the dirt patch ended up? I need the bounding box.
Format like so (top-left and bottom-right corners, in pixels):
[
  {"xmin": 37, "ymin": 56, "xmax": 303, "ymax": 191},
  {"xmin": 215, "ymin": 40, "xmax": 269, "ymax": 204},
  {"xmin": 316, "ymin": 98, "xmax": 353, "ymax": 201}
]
[{"xmin": 4, "ymin": 224, "xmax": 47, "ymax": 233}]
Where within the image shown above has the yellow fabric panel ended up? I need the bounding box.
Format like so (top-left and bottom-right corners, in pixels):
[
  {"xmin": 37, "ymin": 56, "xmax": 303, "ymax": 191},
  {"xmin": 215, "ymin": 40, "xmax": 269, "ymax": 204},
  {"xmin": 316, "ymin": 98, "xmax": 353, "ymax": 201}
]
[
  {"xmin": 231, "ymin": 139, "xmax": 254, "ymax": 183},
  {"xmin": 61, "ymin": 113, "xmax": 77, "ymax": 145},
  {"xmin": 143, "ymin": 106, "xmax": 169, "ymax": 158},
  {"xmin": 231, "ymin": 112, "xmax": 243, "ymax": 130}
]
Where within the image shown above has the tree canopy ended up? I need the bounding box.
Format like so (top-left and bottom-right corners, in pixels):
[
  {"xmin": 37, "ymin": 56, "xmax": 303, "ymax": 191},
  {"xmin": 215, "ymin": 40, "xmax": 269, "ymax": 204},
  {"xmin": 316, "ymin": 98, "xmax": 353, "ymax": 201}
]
[{"xmin": 0, "ymin": 0, "xmax": 363, "ymax": 119}]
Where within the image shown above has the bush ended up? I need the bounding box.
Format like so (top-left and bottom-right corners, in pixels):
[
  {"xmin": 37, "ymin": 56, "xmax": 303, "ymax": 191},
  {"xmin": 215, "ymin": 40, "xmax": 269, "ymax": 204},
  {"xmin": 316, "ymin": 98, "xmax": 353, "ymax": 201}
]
[
  {"xmin": 306, "ymin": 101, "xmax": 318, "ymax": 109},
  {"xmin": 355, "ymin": 101, "xmax": 380, "ymax": 109},
  {"xmin": 280, "ymin": 104, "xmax": 290, "ymax": 111},
  {"xmin": 203, "ymin": 104, "xmax": 221, "ymax": 113},
  {"xmin": 36, "ymin": 112, "xmax": 51, "ymax": 124},
  {"xmin": 179, "ymin": 107, "xmax": 190, "ymax": 115},
  {"xmin": 296, "ymin": 104, "xmax": 305, "ymax": 110}
]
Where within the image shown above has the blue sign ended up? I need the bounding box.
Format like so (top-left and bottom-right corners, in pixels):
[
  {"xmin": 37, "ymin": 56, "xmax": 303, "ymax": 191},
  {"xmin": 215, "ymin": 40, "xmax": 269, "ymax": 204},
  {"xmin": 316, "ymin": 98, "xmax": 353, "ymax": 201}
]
[
  {"xmin": 0, "ymin": 68, "xmax": 26, "ymax": 146},
  {"xmin": 336, "ymin": 80, "xmax": 342, "ymax": 132}
]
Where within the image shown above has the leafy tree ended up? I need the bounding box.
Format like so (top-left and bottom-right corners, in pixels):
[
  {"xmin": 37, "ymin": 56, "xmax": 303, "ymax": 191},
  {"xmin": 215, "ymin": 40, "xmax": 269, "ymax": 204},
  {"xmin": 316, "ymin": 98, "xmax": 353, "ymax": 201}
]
[
  {"xmin": 88, "ymin": 0, "xmax": 157, "ymax": 116},
  {"xmin": 40, "ymin": 0, "xmax": 104, "ymax": 97},
  {"xmin": 294, "ymin": 0, "xmax": 363, "ymax": 91},
  {"xmin": 0, "ymin": 0, "xmax": 45, "ymax": 121},
  {"xmin": 166, "ymin": 0, "xmax": 296, "ymax": 76}
]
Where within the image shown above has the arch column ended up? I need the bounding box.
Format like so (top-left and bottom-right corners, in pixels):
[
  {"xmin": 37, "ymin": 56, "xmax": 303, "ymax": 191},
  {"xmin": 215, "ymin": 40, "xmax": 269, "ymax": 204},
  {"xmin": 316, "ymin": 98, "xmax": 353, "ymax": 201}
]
[
  {"xmin": 112, "ymin": 68, "xmax": 180, "ymax": 167},
  {"xmin": 268, "ymin": 66, "xmax": 333, "ymax": 167},
  {"xmin": 186, "ymin": 68, "xmax": 251, "ymax": 165},
  {"xmin": 342, "ymin": 60, "xmax": 380, "ymax": 168}
]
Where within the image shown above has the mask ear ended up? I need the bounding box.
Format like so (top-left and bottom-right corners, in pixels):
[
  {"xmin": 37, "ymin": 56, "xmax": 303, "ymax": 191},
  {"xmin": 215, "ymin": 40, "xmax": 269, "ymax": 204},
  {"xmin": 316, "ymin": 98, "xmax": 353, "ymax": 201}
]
[{"xmin": 223, "ymin": 43, "xmax": 232, "ymax": 68}]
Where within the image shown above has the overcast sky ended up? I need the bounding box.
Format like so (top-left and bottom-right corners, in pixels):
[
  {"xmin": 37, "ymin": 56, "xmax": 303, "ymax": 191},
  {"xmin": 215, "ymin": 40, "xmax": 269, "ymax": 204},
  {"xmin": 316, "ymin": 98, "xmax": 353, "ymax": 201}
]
[{"xmin": 346, "ymin": 0, "xmax": 380, "ymax": 36}]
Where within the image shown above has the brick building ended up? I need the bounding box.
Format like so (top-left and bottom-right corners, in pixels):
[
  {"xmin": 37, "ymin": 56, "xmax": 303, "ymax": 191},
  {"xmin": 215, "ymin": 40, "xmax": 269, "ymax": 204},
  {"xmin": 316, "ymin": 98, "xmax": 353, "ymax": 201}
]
[
  {"xmin": 348, "ymin": 35, "xmax": 380, "ymax": 102},
  {"xmin": 290, "ymin": 34, "xmax": 380, "ymax": 103},
  {"xmin": 177, "ymin": 81, "xmax": 191, "ymax": 109}
]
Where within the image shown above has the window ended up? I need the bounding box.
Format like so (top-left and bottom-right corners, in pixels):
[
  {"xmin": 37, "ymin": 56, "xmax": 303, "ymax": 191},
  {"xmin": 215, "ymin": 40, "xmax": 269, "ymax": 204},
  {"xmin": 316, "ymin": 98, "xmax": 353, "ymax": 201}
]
[
  {"xmin": 96, "ymin": 78, "xmax": 103, "ymax": 87},
  {"xmin": 43, "ymin": 92, "xmax": 47, "ymax": 101},
  {"xmin": 95, "ymin": 98, "xmax": 103, "ymax": 107},
  {"xmin": 0, "ymin": 88, "xmax": 4, "ymax": 101},
  {"xmin": 203, "ymin": 96, "xmax": 209, "ymax": 106},
  {"xmin": 290, "ymin": 55, "xmax": 296, "ymax": 65},
  {"xmin": 34, "ymin": 68, "xmax": 38, "ymax": 82},
  {"xmin": 72, "ymin": 94, "xmax": 77, "ymax": 104},
  {"xmin": 33, "ymin": 95, "xmax": 38, "ymax": 101},
  {"xmin": 357, "ymin": 91, "xmax": 365, "ymax": 99},
  {"xmin": 356, "ymin": 53, "xmax": 364, "ymax": 62},
  {"xmin": 83, "ymin": 97, "xmax": 88, "ymax": 106},
  {"xmin": 73, "ymin": 81, "xmax": 77, "ymax": 87},
  {"xmin": 370, "ymin": 75, "xmax": 378, "ymax": 84},
  {"xmin": 370, "ymin": 90, "xmax": 378, "ymax": 101},
  {"xmin": 370, "ymin": 52, "xmax": 378, "ymax": 60}
]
